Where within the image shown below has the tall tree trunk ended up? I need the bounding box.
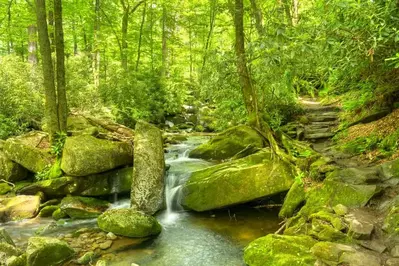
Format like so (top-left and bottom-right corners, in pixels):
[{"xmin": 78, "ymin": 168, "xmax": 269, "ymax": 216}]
[
  {"xmin": 292, "ymin": 0, "xmax": 299, "ymax": 25},
  {"xmin": 28, "ymin": 25, "xmax": 38, "ymax": 64},
  {"xmin": 136, "ymin": 1, "xmax": 147, "ymax": 71},
  {"xmin": 54, "ymin": 0, "xmax": 67, "ymax": 132},
  {"xmin": 188, "ymin": 20, "xmax": 193, "ymax": 82},
  {"xmin": 121, "ymin": 5, "xmax": 129, "ymax": 71},
  {"xmin": 93, "ymin": 0, "xmax": 100, "ymax": 88},
  {"xmin": 249, "ymin": 0, "xmax": 264, "ymax": 36},
  {"xmin": 35, "ymin": 0, "xmax": 59, "ymax": 141},
  {"xmin": 200, "ymin": 0, "xmax": 217, "ymax": 78},
  {"xmin": 72, "ymin": 20, "xmax": 78, "ymax": 55},
  {"xmin": 161, "ymin": 5, "xmax": 168, "ymax": 78},
  {"xmin": 7, "ymin": 0, "xmax": 13, "ymax": 54},
  {"xmin": 234, "ymin": 0, "xmax": 259, "ymax": 126}
]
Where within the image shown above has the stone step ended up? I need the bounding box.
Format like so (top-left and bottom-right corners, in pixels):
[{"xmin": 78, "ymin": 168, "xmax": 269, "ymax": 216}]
[
  {"xmin": 304, "ymin": 105, "xmax": 341, "ymax": 113},
  {"xmin": 304, "ymin": 132, "xmax": 335, "ymax": 140},
  {"xmin": 305, "ymin": 127, "xmax": 332, "ymax": 134},
  {"xmin": 309, "ymin": 113, "xmax": 339, "ymax": 122},
  {"xmin": 309, "ymin": 121, "xmax": 338, "ymax": 127}
]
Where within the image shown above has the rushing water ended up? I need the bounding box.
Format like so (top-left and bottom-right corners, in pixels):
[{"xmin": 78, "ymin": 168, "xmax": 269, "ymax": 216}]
[{"xmin": 1, "ymin": 136, "xmax": 281, "ymax": 265}]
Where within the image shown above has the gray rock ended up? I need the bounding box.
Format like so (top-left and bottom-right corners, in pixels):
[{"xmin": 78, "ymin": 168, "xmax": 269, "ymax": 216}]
[
  {"xmin": 386, "ymin": 258, "xmax": 399, "ymax": 266},
  {"xmin": 131, "ymin": 121, "xmax": 165, "ymax": 215},
  {"xmin": 333, "ymin": 204, "xmax": 348, "ymax": 216},
  {"xmin": 339, "ymin": 250, "xmax": 381, "ymax": 266},
  {"xmin": 327, "ymin": 167, "xmax": 380, "ymax": 185},
  {"xmin": 347, "ymin": 218, "xmax": 374, "ymax": 240},
  {"xmin": 379, "ymin": 158, "xmax": 399, "ymax": 181},
  {"xmin": 391, "ymin": 245, "xmax": 399, "ymax": 258},
  {"xmin": 359, "ymin": 240, "xmax": 386, "ymax": 254}
]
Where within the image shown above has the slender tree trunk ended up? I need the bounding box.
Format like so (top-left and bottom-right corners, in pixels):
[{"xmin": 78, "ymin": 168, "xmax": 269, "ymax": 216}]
[
  {"xmin": 72, "ymin": 20, "xmax": 78, "ymax": 55},
  {"xmin": 35, "ymin": 0, "xmax": 59, "ymax": 141},
  {"xmin": 136, "ymin": 1, "xmax": 147, "ymax": 71},
  {"xmin": 150, "ymin": 0, "xmax": 154, "ymax": 73},
  {"xmin": 188, "ymin": 20, "xmax": 193, "ymax": 82},
  {"xmin": 249, "ymin": 0, "xmax": 264, "ymax": 36},
  {"xmin": 93, "ymin": 0, "xmax": 100, "ymax": 88},
  {"xmin": 54, "ymin": 0, "xmax": 67, "ymax": 132},
  {"xmin": 7, "ymin": 0, "xmax": 13, "ymax": 54},
  {"xmin": 48, "ymin": 6, "xmax": 55, "ymax": 52},
  {"xmin": 161, "ymin": 5, "xmax": 169, "ymax": 78},
  {"xmin": 121, "ymin": 5, "xmax": 129, "ymax": 71},
  {"xmin": 200, "ymin": 0, "xmax": 217, "ymax": 78},
  {"xmin": 28, "ymin": 25, "xmax": 38, "ymax": 64},
  {"xmin": 292, "ymin": 0, "xmax": 299, "ymax": 25},
  {"xmin": 234, "ymin": 0, "xmax": 259, "ymax": 126}
]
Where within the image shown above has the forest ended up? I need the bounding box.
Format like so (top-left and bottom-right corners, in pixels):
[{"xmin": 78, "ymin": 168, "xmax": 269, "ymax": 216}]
[{"xmin": 0, "ymin": 0, "xmax": 398, "ymax": 265}]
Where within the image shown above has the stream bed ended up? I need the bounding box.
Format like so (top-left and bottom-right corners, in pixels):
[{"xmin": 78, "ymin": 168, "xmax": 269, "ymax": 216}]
[{"xmin": 2, "ymin": 136, "xmax": 281, "ymax": 266}]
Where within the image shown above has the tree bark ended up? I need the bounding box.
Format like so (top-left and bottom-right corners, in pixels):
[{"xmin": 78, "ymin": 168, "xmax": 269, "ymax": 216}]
[
  {"xmin": 201, "ymin": 0, "xmax": 217, "ymax": 76},
  {"xmin": 7, "ymin": 0, "xmax": 13, "ymax": 54},
  {"xmin": 121, "ymin": 1, "xmax": 129, "ymax": 71},
  {"xmin": 28, "ymin": 25, "xmax": 38, "ymax": 64},
  {"xmin": 54, "ymin": 0, "xmax": 67, "ymax": 132},
  {"xmin": 249, "ymin": 0, "xmax": 264, "ymax": 36},
  {"xmin": 136, "ymin": 1, "xmax": 147, "ymax": 71},
  {"xmin": 93, "ymin": 0, "xmax": 100, "ymax": 88},
  {"xmin": 35, "ymin": 0, "xmax": 59, "ymax": 141},
  {"xmin": 161, "ymin": 4, "xmax": 169, "ymax": 78}
]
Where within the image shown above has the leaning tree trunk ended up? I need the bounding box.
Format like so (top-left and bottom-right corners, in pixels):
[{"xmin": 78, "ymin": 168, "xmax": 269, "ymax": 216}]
[
  {"xmin": 35, "ymin": 0, "xmax": 59, "ymax": 141},
  {"xmin": 54, "ymin": 0, "xmax": 67, "ymax": 132}
]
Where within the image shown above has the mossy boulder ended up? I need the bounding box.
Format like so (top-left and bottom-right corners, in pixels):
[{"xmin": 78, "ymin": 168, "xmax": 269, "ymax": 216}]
[
  {"xmin": 279, "ymin": 181, "xmax": 306, "ymax": 218},
  {"xmin": 379, "ymin": 158, "xmax": 399, "ymax": 180},
  {"xmin": 0, "ymin": 228, "xmax": 15, "ymax": 246},
  {"xmin": 0, "ymin": 195, "xmax": 40, "ymax": 222},
  {"xmin": 52, "ymin": 208, "xmax": 68, "ymax": 220},
  {"xmin": 182, "ymin": 150, "xmax": 295, "ymax": 212},
  {"xmin": 26, "ymin": 237, "xmax": 74, "ymax": 266},
  {"xmin": 383, "ymin": 197, "xmax": 399, "ymax": 235},
  {"xmin": 189, "ymin": 125, "xmax": 264, "ymax": 160},
  {"xmin": 18, "ymin": 167, "xmax": 133, "ymax": 197},
  {"xmin": 0, "ymin": 151, "xmax": 27, "ymax": 183},
  {"xmin": 3, "ymin": 132, "xmax": 54, "ymax": 173},
  {"xmin": 131, "ymin": 121, "xmax": 165, "ymax": 215},
  {"xmin": 0, "ymin": 242, "xmax": 22, "ymax": 262},
  {"xmin": 0, "ymin": 183, "xmax": 12, "ymax": 195},
  {"xmin": 61, "ymin": 135, "xmax": 133, "ymax": 176},
  {"xmin": 243, "ymin": 234, "xmax": 317, "ymax": 266},
  {"xmin": 97, "ymin": 209, "xmax": 162, "ymax": 238},
  {"xmin": 7, "ymin": 254, "xmax": 27, "ymax": 266},
  {"xmin": 38, "ymin": 206, "xmax": 59, "ymax": 217},
  {"xmin": 60, "ymin": 196, "xmax": 110, "ymax": 219},
  {"xmin": 299, "ymin": 180, "xmax": 377, "ymax": 216}
]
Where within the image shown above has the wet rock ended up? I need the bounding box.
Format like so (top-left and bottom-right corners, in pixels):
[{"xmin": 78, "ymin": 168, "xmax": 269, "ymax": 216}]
[
  {"xmin": 182, "ymin": 150, "xmax": 295, "ymax": 212},
  {"xmin": 131, "ymin": 121, "xmax": 165, "ymax": 215},
  {"xmin": 244, "ymin": 234, "xmax": 317, "ymax": 266},
  {"xmin": 359, "ymin": 240, "xmax": 386, "ymax": 254},
  {"xmin": 18, "ymin": 167, "xmax": 133, "ymax": 197},
  {"xmin": 26, "ymin": 237, "xmax": 74, "ymax": 266},
  {"xmin": 279, "ymin": 181, "xmax": 306, "ymax": 218},
  {"xmin": 189, "ymin": 125, "xmax": 264, "ymax": 160},
  {"xmin": 0, "ymin": 229, "xmax": 15, "ymax": 246},
  {"xmin": 97, "ymin": 209, "xmax": 162, "ymax": 238},
  {"xmin": 0, "ymin": 183, "xmax": 12, "ymax": 195},
  {"xmin": 38, "ymin": 205, "xmax": 59, "ymax": 217},
  {"xmin": 3, "ymin": 132, "xmax": 54, "ymax": 173},
  {"xmin": 0, "ymin": 151, "xmax": 27, "ymax": 182},
  {"xmin": 52, "ymin": 208, "xmax": 68, "ymax": 220},
  {"xmin": 0, "ymin": 195, "xmax": 40, "ymax": 222},
  {"xmin": 99, "ymin": 240, "xmax": 112, "ymax": 250},
  {"xmin": 61, "ymin": 135, "xmax": 133, "ymax": 176},
  {"xmin": 60, "ymin": 196, "xmax": 110, "ymax": 219},
  {"xmin": 77, "ymin": 251, "xmax": 97, "ymax": 265}
]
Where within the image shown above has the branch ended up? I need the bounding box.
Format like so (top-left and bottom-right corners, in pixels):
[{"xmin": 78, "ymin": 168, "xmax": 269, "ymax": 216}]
[
  {"xmin": 129, "ymin": 0, "xmax": 145, "ymax": 15},
  {"xmin": 100, "ymin": 7, "xmax": 122, "ymax": 52}
]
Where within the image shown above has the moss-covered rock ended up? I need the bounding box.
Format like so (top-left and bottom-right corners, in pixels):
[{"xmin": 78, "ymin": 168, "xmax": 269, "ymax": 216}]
[
  {"xmin": 97, "ymin": 209, "xmax": 162, "ymax": 238},
  {"xmin": 0, "ymin": 242, "xmax": 22, "ymax": 259},
  {"xmin": 326, "ymin": 167, "xmax": 380, "ymax": 185},
  {"xmin": 7, "ymin": 254, "xmax": 26, "ymax": 266},
  {"xmin": 309, "ymin": 157, "xmax": 336, "ymax": 181},
  {"xmin": 61, "ymin": 135, "xmax": 133, "ymax": 176},
  {"xmin": 182, "ymin": 150, "xmax": 295, "ymax": 211},
  {"xmin": 3, "ymin": 132, "xmax": 54, "ymax": 173},
  {"xmin": 0, "ymin": 195, "xmax": 40, "ymax": 222},
  {"xmin": 52, "ymin": 208, "xmax": 68, "ymax": 220},
  {"xmin": 131, "ymin": 121, "xmax": 165, "ymax": 215},
  {"xmin": 299, "ymin": 180, "xmax": 377, "ymax": 216},
  {"xmin": 18, "ymin": 167, "xmax": 133, "ymax": 197},
  {"xmin": 189, "ymin": 125, "xmax": 264, "ymax": 160},
  {"xmin": 311, "ymin": 241, "xmax": 356, "ymax": 264},
  {"xmin": 26, "ymin": 237, "xmax": 74, "ymax": 266},
  {"xmin": 0, "ymin": 183, "xmax": 12, "ymax": 195},
  {"xmin": 243, "ymin": 234, "xmax": 317, "ymax": 266},
  {"xmin": 279, "ymin": 181, "xmax": 306, "ymax": 218},
  {"xmin": 0, "ymin": 228, "xmax": 15, "ymax": 246},
  {"xmin": 0, "ymin": 151, "xmax": 27, "ymax": 183},
  {"xmin": 60, "ymin": 196, "xmax": 110, "ymax": 219},
  {"xmin": 38, "ymin": 206, "xmax": 59, "ymax": 217},
  {"xmin": 379, "ymin": 158, "xmax": 399, "ymax": 180}
]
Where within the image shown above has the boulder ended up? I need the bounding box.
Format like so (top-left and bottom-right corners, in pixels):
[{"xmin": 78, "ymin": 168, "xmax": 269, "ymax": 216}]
[
  {"xmin": 38, "ymin": 206, "xmax": 59, "ymax": 217},
  {"xmin": 0, "ymin": 183, "xmax": 12, "ymax": 195},
  {"xmin": 244, "ymin": 234, "xmax": 317, "ymax": 266},
  {"xmin": 97, "ymin": 209, "xmax": 162, "ymax": 238},
  {"xmin": 326, "ymin": 167, "xmax": 381, "ymax": 185},
  {"xmin": 0, "ymin": 243, "xmax": 22, "ymax": 263},
  {"xmin": 379, "ymin": 158, "xmax": 399, "ymax": 180},
  {"xmin": 60, "ymin": 196, "xmax": 110, "ymax": 219},
  {"xmin": 0, "ymin": 151, "xmax": 27, "ymax": 183},
  {"xmin": 26, "ymin": 237, "xmax": 74, "ymax": 266},
  {"xmin": 3, "ymin": 132, "xmax": 54, "ymax": 173},
  {"xmin": 131, "ymin": 121, "xmax": 165, "ymax": 215},
  {"xmin": 0, "ymin": 195, "xmax": 40, "ymax": 222},
  {"xmin": 7, "ymin": 254, "xmax": 26, "ymax": 266},
  {"xmin": 61, "ymin": 135, "xmax": 133, "ymax": 176},
  {"xmin": 52, "ymin": 208, "xmax": 68, "ymax": 220},
  {"xmin": 182, "ymin": 150, "xmax": 295, "ymax": 212},
  {"xmin": 189, "ymin": 125, "xmax": 264, "ymax": 160},
  {"xmin": 18, "ymin": 167, "xmax": 133, "ymax": 197},
  {"xmin": 0, "ymin": 229, "xmax": 14, "ymax": 246},
  {"xmin": 279, "ymin": 181, "xmax": 306, "ymax": 218}
]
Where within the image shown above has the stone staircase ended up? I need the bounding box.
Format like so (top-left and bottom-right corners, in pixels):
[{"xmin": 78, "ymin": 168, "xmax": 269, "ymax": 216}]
[{"xmin": 302, "ymin": 100, "xmax": 340, "ymax": 142}]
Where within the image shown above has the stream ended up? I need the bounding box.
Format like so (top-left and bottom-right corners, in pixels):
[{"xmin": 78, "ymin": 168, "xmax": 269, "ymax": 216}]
[{"xmin": 2, "ymin": 136, "xmax": 281, "ymax": 266}]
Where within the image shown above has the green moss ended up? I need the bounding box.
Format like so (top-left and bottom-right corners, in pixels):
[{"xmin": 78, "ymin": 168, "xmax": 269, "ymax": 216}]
[
  {"xmin": 97, "ymin": 209, "xmax": 162, "ymax": 238},
  {"xmin": 243, "ymin": 234, "xmax": 317, "ymax": 266},
  {"xmin": 7, "ymin": 254, "xmax": 26, "ymax": 266},
  {"xmin": 189, "ymin": 125, "xmax": 264, "ymax": 160},
  {"xmin": 311, "ymin": 241, "xmax": 356, "ymax": 263},
  {"xmin": 26, "ymin": 237, "xmax": 74, "ymax": 266},
  {"xmin": 310, "ymin": 220, "xmax": 347, "ymax": 241},
  {"xmin": 279, "ymin": 181, "xmax": 306, "ymax": 218},
  {"xmin": 60, "ymin": 196, "xmax": 110, "ymax": 219},
  {"xmin": 309, "ymin": 210, "xmax": 344, "ymax": 230},
  {"xmin": 0, "ymin": 151, "xmax": 27, "ymax": 182},
  {"xmin": 0, "ymin": 228, "xmax": 15, "ymax": 246},
  {"xmin": 284, "ymin": 215, "xmax": 311, "ymax": 236},
  {"xmin": 0, "ymin": 183, "xmax": 12, "ymax": 195},
  {"xmin": 38, "ymin": 206, "xmax": 59, "ymax": 217},
  {"xmin": 0, "ymin": 242, "xmax": 21, "ymax": 257},
  {"xmin": 61, "ymin": 135, "xmax": 133, "ymax": 176},
  {"xmin": 182, "ymin": 150, "xmax": 295, "ymax": 211},
  {"xmin": 52, "ymin": 208, "xmax": 68, "ymax": 220}
]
